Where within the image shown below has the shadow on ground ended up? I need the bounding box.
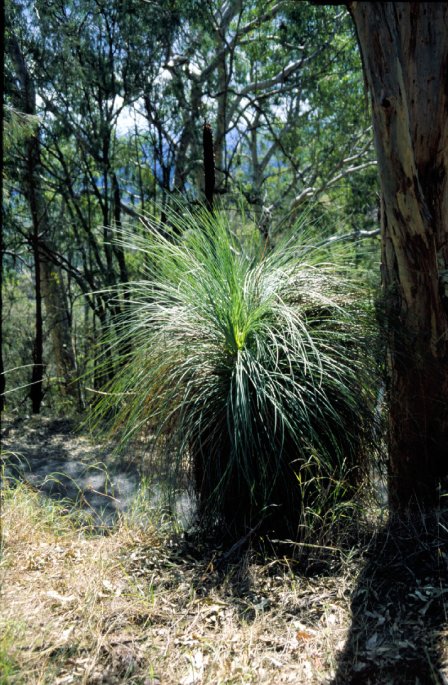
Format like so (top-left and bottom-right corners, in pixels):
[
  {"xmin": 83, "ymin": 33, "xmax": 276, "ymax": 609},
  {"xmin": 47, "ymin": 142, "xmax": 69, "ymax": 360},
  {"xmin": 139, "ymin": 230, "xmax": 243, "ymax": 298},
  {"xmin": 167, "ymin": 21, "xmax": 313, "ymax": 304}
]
[
  {"xmin": 333, "ymin": 509, "xmax": 448, "ymax": 684},
  {"xmin": 2, "ymin": 414, "xmax": 195, "ymax": 528},
  {"xmin": 1, "ymin": 415, "xmax": 143, "ymax": 525}
]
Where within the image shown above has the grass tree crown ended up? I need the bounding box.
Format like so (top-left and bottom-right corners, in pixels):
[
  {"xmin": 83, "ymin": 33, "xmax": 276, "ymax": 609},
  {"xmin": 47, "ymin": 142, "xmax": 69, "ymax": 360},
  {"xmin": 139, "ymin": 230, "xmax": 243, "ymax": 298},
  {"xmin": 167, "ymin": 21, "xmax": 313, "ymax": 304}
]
[{"xmin": 91, "ymin": 205, "xmax": 379, "ymax": 539}]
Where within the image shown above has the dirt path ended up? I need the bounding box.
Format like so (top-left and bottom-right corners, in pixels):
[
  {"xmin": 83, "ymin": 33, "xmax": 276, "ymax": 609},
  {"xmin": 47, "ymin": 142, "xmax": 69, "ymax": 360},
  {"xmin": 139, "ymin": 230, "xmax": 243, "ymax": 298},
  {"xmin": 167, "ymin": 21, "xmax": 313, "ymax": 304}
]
[{"xmin": 1, "ymin": 415, "xmax": 142, "ymax": 526}]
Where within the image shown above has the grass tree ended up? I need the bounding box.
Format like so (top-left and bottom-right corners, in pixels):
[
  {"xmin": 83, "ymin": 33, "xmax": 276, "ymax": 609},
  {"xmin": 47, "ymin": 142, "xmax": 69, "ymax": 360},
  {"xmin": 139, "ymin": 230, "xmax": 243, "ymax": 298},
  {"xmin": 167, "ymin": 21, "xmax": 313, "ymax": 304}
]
[{"xmin": 92, "ymin": 207, "xmax": 379, "ymax": 538}]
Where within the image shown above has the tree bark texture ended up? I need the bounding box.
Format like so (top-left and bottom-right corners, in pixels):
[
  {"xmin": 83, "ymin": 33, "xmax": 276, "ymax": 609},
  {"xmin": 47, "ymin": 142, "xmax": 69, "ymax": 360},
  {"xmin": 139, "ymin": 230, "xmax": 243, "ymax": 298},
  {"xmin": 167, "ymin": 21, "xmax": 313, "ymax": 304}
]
[
  {"xmin": 30, "ymin": 218, "xmax": 44, "ymax": 414},
  {"xmin": 40, "ymin": 257, "xmax": 78, "ymax": 400},
  {"xmin": 348, "ymin": 2, "xmax": 448, "ymax": 507}
]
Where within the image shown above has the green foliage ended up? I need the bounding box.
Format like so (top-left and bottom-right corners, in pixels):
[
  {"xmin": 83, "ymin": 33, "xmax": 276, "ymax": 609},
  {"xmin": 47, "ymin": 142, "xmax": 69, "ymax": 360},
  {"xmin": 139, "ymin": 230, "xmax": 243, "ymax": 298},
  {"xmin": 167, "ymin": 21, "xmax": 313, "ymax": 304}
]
[
  {"xmin": 0, "ymin": 627, "xmax": 21, "ymax": 684},
  {"xmin": 4, "ymin": 0, "xmax": 380, "ymax": 421},
  {"xmin": 92, "ymin": 206, "xmax": 379, "ymax": 538},
  {"xmin": 1, "ymin": 274, "xmax": 35, "ymax": 410},
  {"xmin": 3, "ymin": 106, "xmax": 39, "ymax": 155}
]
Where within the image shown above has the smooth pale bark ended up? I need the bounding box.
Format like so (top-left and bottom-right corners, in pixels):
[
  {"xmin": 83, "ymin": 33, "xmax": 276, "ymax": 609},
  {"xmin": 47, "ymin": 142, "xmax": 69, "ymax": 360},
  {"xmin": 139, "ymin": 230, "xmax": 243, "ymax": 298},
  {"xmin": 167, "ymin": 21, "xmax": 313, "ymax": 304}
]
[{"xmin": 348, "ymin": 2, "xmax": 448, "ymax": 507}]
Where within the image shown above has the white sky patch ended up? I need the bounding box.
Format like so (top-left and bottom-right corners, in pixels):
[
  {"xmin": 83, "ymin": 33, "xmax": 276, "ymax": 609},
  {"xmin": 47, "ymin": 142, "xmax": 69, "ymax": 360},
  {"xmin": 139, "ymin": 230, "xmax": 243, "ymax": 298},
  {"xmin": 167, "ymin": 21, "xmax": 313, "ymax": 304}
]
[
  {"xmin": 300, "ymin": 98, "xmax": 312, "ymax": 115},
  {"xmin": 270, "ymin": 101, "xmax": 289, "ymax": 123},
  {"xmin": 240, "ymin": 97, "xmax": 257, "ymax": 125},
  {"xmin": 115, "ymin": 97, "xmax": 147, "ymax": 136},
  {"xmin": 186, "ymin": 62, "xmax": 201, "ymax": 78},
  {"xmin": 153, "ymin": 68, "xmax": 174, "ymax": 87},
  {"xmin": 35, "ymin": 92, "xmax": 55, "ymax": 123},
  {"xmin": 270, "ymin": 98, "xmax": 313, "ymax": 123}
]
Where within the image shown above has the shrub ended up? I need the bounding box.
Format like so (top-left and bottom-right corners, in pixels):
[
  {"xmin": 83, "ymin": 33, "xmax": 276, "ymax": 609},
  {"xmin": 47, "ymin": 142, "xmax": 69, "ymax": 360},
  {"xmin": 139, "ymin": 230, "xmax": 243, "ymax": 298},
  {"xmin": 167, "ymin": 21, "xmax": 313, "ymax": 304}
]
[{"xmin": 92, "ymin": 207, "xmax": 379, "ymax": 538}]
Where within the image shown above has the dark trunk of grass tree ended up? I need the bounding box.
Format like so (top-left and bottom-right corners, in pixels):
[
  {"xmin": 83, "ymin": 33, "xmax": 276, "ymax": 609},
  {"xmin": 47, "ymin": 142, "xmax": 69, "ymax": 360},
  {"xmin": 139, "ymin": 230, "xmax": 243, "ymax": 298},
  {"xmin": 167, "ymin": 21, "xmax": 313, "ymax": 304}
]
[{"xmin": 347, "ymin": 2, "xmax": 448, "ymax": 509}]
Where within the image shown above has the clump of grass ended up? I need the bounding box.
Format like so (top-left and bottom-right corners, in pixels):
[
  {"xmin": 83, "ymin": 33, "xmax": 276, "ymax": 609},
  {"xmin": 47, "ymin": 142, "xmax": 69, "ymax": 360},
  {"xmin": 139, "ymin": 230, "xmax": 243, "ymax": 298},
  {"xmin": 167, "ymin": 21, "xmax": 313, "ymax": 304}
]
[{"xmin": 91, "ymin": 206, "xmax": 379, "ymax": 539}]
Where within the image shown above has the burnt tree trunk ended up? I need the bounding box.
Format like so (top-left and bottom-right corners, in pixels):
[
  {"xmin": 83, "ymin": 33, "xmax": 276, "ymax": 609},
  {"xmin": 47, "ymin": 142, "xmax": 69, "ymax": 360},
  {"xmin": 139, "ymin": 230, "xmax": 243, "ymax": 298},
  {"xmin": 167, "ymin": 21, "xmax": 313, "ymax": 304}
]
[{"xmin": 348, "ymin": 2, "xmax": 448, "ymax": 508}]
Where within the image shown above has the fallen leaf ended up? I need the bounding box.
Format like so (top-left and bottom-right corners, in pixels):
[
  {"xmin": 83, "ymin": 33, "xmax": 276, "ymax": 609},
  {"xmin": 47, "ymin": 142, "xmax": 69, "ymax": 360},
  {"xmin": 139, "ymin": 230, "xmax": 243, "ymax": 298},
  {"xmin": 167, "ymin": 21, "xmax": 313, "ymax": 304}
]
[
  {"xmin": 179, "ymin": 650, "xmax": 207, "ymax": 685},
  {"xmin": 46, "ymin": 590, "xmax": 76, "ymax": 604}
]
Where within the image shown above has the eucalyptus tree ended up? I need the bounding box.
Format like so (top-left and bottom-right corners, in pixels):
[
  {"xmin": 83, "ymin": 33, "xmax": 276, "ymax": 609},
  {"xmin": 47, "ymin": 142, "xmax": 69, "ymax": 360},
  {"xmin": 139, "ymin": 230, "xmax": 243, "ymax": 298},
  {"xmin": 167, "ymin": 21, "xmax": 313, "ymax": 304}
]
[
  {"xmin": 234, "ymin": 1, "xmax": 376, "ymax": 232},
  {"xmin": 313, "ymin": 0, "xmax": 448, "ymax": 508},
  {"xmin": 347, "ymin": 2, "xmax": 448, "ymax": 509},
  {"xmin": 5, "ymin": 0, "xmax": 180, "ymax": 397}
]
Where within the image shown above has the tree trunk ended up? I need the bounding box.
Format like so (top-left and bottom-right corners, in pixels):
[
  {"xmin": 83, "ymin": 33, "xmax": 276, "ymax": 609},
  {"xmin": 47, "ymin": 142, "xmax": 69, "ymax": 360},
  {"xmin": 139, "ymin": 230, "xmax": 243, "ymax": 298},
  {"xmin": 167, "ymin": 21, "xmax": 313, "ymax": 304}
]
[
  {"xmin": 174, "ymin": 80, "xmax": 202, "ymax": 193},
  {"xmin": 0, "ymin": 2, "xmax": 5, "ymax": 413},
  {"xmin": 348, "ymin": 2, "xmax": 448, "ymax": 508},
  {"xmin": 214, "ymin": 59, "xmax": 227, "ymax": 193},
  {"xmin": 203, "ymin": 122, "xmax": 215, "ymax": 212},
  {"xmin": 40, "ymin": 257, "xmax": 79, "ymax": 401},
  {"xmin": 111, "ymin": 173, "xmax": 129, "ymax": 287},
  {"xmin": 9, "ymin": 35, "xmax": 79, "ymax": 409},
  {"xmin": 30, "ymin": 225, "xmax": 44, "ymax": 414},
  {"xmin": 0, "ymin": 214, "xmax": 4, "ymax": 413}
]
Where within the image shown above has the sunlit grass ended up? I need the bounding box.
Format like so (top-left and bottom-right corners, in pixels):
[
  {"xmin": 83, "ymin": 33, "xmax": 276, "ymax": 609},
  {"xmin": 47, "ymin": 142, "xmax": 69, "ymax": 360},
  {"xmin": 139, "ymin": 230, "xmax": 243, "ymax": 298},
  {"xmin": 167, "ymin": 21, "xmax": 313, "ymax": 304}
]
[{"xmin": 0, "ymin": 478, "xmax": 363, "ymax": 684}]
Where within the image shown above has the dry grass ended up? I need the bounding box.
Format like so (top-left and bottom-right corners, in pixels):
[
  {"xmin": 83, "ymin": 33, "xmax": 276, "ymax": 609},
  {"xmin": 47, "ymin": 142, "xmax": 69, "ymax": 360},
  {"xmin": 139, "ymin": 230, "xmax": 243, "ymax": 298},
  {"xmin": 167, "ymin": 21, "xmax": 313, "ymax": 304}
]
[
  {"xmin": 1, "ymin": 480, "xmax": 447, "ymax": 685},
  {"xmin": 0, "ymin": 480, "xmax": 362, "ymax": 684}
]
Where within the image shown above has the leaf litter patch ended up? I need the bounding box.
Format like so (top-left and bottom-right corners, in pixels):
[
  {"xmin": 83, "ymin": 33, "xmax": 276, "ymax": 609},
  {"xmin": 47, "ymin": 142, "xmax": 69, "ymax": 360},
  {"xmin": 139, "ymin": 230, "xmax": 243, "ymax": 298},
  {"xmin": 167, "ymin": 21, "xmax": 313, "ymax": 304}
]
[{"xmin": 1, "ymin": 417, "xmax": 448, "ymax": 683}]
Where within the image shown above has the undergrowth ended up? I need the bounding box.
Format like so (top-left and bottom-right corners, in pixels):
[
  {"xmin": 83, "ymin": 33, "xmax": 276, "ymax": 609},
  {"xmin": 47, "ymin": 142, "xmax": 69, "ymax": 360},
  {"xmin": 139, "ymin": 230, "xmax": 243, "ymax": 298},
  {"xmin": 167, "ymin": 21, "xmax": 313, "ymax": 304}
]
[{"xmin": 2, "ymin": 471, "xmax": 446, "ymax": 685}]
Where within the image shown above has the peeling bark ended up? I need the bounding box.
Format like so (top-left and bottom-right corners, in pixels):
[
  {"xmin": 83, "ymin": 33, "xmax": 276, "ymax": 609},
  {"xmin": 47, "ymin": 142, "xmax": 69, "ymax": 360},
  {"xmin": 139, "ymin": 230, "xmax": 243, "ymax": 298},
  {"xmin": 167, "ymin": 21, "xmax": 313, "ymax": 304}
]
[{"xmin": 349, "ymin": 2, "xmax": 448, "ymax": 507}]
